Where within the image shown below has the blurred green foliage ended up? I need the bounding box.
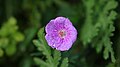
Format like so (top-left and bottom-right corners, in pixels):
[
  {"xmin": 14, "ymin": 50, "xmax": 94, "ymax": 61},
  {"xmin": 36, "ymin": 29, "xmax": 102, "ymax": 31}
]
[
  {"xmin": 80, "ymin": 0, "xmax": 117, "ymax": 63},
  {"xmin": 0, "ymin": 0, "xmax": 120, "ymax": 67},
  {"xmin": 0, "ymin": 17, "xmax": 24, "ymax": 56}
]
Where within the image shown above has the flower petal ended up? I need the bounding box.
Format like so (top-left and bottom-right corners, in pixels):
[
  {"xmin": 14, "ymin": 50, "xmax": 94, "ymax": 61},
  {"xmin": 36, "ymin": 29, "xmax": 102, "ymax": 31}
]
[
  {"xmin": 66, "ymin": 25, "xmax": 77, "ymax": 43},
  {"xmin": 45, "ymin": 16, "xmax": 77, "ymax": 51},
  {"xmin": 45, "ymin": 33, "xmax": 61, "ymax": 48},
  {"xmin": 54, "ymin": 17, "xmax": 66, "ymax": 24},
  {"xmin": 56, "ymin": 38, "xmax": 73, "ymax": 51},
  {"xmin": 45, "ymin": 20, "xmax": 55, "ymax": 34}
]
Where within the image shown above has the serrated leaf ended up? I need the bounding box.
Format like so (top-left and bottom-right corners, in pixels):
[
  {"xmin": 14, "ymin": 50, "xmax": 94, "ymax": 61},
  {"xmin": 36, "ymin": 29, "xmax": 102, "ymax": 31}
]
[
  {"xmin": 53, "ymin": 50, "xmax": 61, "ymax": 67},
  {"xmin": 108, "ymin": 11, "xmax": 117, "ymax": 20},
  {"xmin": 103, "ymin": 48, "xmax": 109, "ymax": 60},
  {"xmin": 82, "ymin": 0, "xmax": 117, "ymax": 63},
  {"xmin": 104, "ymin": 0, "xmax": 118, "ymax": 12},
  {"xmin": 37, "ymin": 27, "xmax": 45, "ymax": 40},
  {"xmin": 103, "ymin": 37, "xmax": 116, "ymax": 63},
  {"xmin": 61, "ymin": 58, "xmax": 68, "ymax": 67},
  {"xmin": 34, "ymin": 57, "xmax": 49, "ymax": 67},
  {"xmin": 111, "ymin": 51, "xmax": 116, "ymax": 63},
  {"xmin": 96, "ymin": 42, "xmax": 103, "ymax": 53},
  {"xmin": 81, "ymin": 22, "xmax": 98, "ymax": 45},
  {"xmin": 33, "ymin": 40, "xmax": 41, "ymax": 47},
  {"xmin": 33, "ymin": 40, "xmax": 50, "ymax": 58},
  {"xmin": 33, "ymin": 28, "xmax": 53, "ymax": 65},
  {"xmin": 37, "ymin": 27, "xmax": 51, "ymax": 54}
]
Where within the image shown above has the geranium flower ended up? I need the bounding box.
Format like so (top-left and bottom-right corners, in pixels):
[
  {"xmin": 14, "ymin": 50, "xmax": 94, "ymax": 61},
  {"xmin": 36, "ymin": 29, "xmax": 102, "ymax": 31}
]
[{"xmin": 45, "ymin": 17, "xmax": 77, "ymax": 51}]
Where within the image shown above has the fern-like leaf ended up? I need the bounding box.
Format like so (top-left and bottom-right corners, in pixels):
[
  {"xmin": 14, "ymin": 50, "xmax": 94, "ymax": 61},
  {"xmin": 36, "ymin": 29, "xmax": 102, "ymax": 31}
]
[
  {"xmin": 34, "ymin": 57, "xmax": 49, "ymax": 67},
  {"xmin": 53, "ymin": 50, "xmax": 61, "ymax": 67},
  {"xmin": 81, "ymin": 0, "xmax": 117, "ymax": 63},
  {"xmin": 61, "ymin": 58, "xmax": 68, "ymax": 67}
]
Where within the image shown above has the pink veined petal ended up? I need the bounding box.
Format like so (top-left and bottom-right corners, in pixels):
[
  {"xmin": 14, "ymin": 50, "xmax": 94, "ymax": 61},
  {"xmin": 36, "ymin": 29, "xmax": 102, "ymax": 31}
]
[
  {"xmin": 66, "ymin": 25, "xmax": 77, "ymax": 43},
  {"xmin": 45, "ymin": 34, "xmax": 54, "ymax": 48},
  {"xmin": 54, "ymin": 17, "xmax": 66, "ymax": 24},
  {"xmin": 54, "ymin": 17, "xmax": 65, "ymax": 30},
  {"xmin": 54, "ymin": 17, "xmax": 72, "ymax": 26},
  {"xmin": 64, "ymin": 18, "xmax": 72, "ymax": 26},
  {"xmin": 56, "ymin": 38, "xmax": 73, "ymax": 51},
  {"xmin": 54, "ymin": 17, "xmax": 73, "ymax": 30},
  {"xmin": 45, "ymin": 20, "xmax": 55, "ymax": 34},
  {"xmin": 45, "ymin": 32, "xmax": 61, "ymax": 48}
]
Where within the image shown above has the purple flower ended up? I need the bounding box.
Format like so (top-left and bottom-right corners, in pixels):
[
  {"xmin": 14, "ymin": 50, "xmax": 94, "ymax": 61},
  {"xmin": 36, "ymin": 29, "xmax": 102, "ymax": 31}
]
[{"xmin": 45, "ymin": 17, "xmax": 77, "ymax": 51}]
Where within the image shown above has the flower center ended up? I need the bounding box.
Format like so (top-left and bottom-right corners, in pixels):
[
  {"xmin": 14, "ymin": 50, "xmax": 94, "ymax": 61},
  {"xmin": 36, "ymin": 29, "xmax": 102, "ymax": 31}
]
[{"xmin": 58, "ymin": 30, "xmax": 66, "ymax": 38}]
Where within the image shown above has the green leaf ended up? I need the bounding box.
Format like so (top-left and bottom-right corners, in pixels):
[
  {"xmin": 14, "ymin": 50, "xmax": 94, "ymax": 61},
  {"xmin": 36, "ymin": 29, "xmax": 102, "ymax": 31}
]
[
  {"xmin": 96, "ymin": 42, "xmax": 103, "ymax": 53},
  {"xmin": 103, "ymin": 0, "xmax": 118, "ymax": 13},
  {"xmin": 33, "ymin": 27, "xmax": 53, "ymax": 66},
  {"xmin": 108, "ymin": 11, "xmax": 117, "ymax": 20},
  {"xmin": 82, "ymin": 0, "xmax": 117, "ymax": 63},
  {"xmin": 80, "ymin": 22, "xmax": 98, "ymax": 45},
  {"xmin": 5, "ymin": 43, "xmax": 16, "ymax": 56},
  {"xmin": 8, "ymin": 17, "xmax": 17, "ymax": 25},
  {"xmin": 0, "ymin": 38, "xmax": 9, "ymax": 48},
  {"xmin": 0, "ymin": 48, "xmax": 4, "ymax": 57},
  {"xmin": 33, "ymin": 40, "xmax": 51, "ymax": 59},
  {"xmin": 37, "ymin": 27, "xmax": 51, "ymax": 53},
  {"xmin": 13, "ymin": 32, "xmax": 24, "ymax": 42},
  {"xmin": 53, "ymin": 50, "xmax": 61, "ymax": 67},
  {"xmin": 103, "ymin": 38, "xmax": 116, "ymax": 62},
  {"xmin": 37, "ymin": 27, "xmax": 44, "ymax": 40},
  {"xmin": 103, "ymin": 47, "xmax": 109, "ymax": 60},
  {"xmin": 34, "ymin": 57, "xmax": 49, "ymax": 67},
  {"xmin": 110, "ymin": 50, "xmax": 116, "ymax": 63},
  {"xmin": 61, "ymin": 58, "xmax": 68, "ymax": 67},
  {"xmin": 0, "ymin": 17, "xmax": 24, "ymax": 57}
]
